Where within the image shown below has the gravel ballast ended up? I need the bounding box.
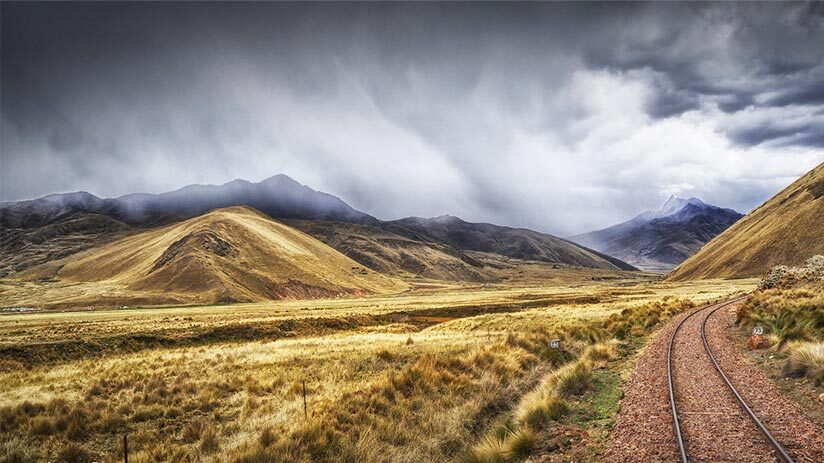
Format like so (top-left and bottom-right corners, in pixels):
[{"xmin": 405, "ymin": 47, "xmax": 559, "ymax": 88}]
[{"xmin": 607, "ymin": 300, "xmax": 824, "ymax": 462}]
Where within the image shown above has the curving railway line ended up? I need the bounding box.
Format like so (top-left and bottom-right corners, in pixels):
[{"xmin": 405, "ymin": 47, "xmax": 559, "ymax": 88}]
[{"xmin": 667, "ymin": 298, "xmax": 795, "ymax": 463}]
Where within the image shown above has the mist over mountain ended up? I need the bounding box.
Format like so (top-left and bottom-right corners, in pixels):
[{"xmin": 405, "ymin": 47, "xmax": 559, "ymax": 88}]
[
  {"xmin": 0, "ymin": 175, "xmax": 375, "ymax": 229},
  {"xmin": 4, "ymin": 3, "xmax": 823, "ymax": 236},
  {"xmin": 0, "ymin": 175, "xmax": 638, "ymax": 278},
  {"xmin": 0, "ymin": 175, "xmax": 375, "ymax": 276},
  {"xmin": 571, "ymin": 196, "xmax": 743, "ymax": 272},
  {"xmin": 385, "ymin": 216, "xmax": 636, "ymax": 271}
]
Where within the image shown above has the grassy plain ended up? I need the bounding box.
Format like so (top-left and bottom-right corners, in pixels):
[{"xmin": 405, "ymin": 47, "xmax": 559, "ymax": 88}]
[{"xmin": 0, "ymin": 276, "xmax": 755, "ymax": 463}]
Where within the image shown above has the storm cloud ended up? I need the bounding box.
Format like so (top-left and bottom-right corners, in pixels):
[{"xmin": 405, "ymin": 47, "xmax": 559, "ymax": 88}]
[{"xmin": 2, "ymin": 2, "xmax": 824, "ymax": 235}]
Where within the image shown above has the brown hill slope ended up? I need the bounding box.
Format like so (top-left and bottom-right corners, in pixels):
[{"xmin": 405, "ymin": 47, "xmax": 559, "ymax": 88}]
[
  {"xmin": 386, "ymin": 216, "xmax": 637, "ymax": 271},
  {"xmin": 0, "ymin": 212, "xmax": 132, "ymax": 276},
  {"xmin": 285, "ymin": 220, "xmax": 495, "ymax": 282},
  {"xmin": 668, "ymin": 162, "xmax": 824, "ymax": 280},
  {"xmin": 24, "ymin": 206, "xmax": 406, "ymax": 303}
]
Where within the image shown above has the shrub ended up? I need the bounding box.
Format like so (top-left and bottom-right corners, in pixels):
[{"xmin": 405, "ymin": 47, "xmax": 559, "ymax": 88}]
[
  {"xmin": 514, "ymin": 389, "xmax": 567, "ymax": 430},
  {"xmin": 738, "ymin": 288, "xmax": 824, "ymax": 343},
  {"xmin": 490, "ymin": 419, "xmax": 516, "ymax": 440},
  {"xmin": 56, "ymin": 443, "xmax": 91, "ymax": 463},
  {"xmin": 784, "ymin": 341, "xmax": 824, "ymax": 384},
  {"xmin": 584, "ymin": 341, "xmax": 616, "ymax": 362},
  {"xmin": 27, "ymin": 417, "xmax": 55, "ymax": 437},
  {"xmin": 375, "ymin": 349, "xmax": 394, "ymax": 361},
  {"xmin": 555, "ymin": 360, "xmax": 594, "ymax": 397},
  {"xmin": 1, "ymin": 450, "xmax": 25, "ymax": 463},
  {"xmin": 461, "ymin": 435, "xmax": 507, "ymax": 463},
  {"xmin": 503, "ymin": 428, "xmax": 537, "ymax": 459},
  {"xmin": 199, "ymin": 425, "xmax": 220, "ymax": 454},
  {"xmin": 64, "ymin": 409, "xmax": 88, "ymax": 441},
  {"xmin": 604, "ymin": 297, "xmax": 695, "ymax": 339},
  {"xmin": 181, "ymin": 419, "xmax": 207, "ymax": 442},
  {"xmin": 259, "ymin": 426, "xmax": 277, "ymax": 447}
]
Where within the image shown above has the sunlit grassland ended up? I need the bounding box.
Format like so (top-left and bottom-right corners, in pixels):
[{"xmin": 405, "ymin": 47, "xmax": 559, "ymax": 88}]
[
  {"xmin": 0, "ymin": 278, "xmax": 755, "ymax": 463},
  {"xmin": 737, "ymin": 282, "xmax": 824, "ymax": 385}
]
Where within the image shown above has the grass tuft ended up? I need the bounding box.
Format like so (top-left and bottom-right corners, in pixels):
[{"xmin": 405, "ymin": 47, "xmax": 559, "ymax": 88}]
[
  {"xmin": 555, "ymin": 360, "xmax": 594, "ymax": 397},
  {"xmin": 583, "ymin": 341, "xmax": 617, "ymax": 363},
  {"xmin": 199, "ymin": 425, "xmax": 220, "ymax": 454},
  {"xmin": 503, "ymin": 428, "xmax": 536, "ymax": 459},
  {"xmin": 514, "ymin": 389, "xmax": 568, "ymax": 430},
  {"xmin": 259, "ymin": 426, "xmax": 277, "ymax": 447},
  {"xmin": 56, "ymin": 443, "xmax": 91, "ymax": 463},
  {"xmin": 784, "ymin": 341, "xmax": 824, "ymax": 384},
  {"xmin": 461, "ymin": 435, "xmax": 507, "ymax": 463}
]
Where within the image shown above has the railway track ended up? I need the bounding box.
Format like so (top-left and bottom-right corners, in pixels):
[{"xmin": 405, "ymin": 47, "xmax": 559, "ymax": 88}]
[{"xmin": 667, "ymin": 298, "xmax": 795, "ymax": 463}]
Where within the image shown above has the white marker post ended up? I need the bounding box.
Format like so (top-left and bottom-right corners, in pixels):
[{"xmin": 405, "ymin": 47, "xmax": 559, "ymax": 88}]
[{"xmin": 752, "ymin": 326, "xmax": 764, "ymax": 336}]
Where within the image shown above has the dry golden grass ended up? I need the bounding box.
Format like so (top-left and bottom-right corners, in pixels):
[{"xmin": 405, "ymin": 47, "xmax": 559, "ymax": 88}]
[
  {"xmin": 736, "ymin": 285, "xmax": 824, "ymax": 343},
  {"xmin": 0, "ymin": 278, "xmax": 752, "ymax": 462},
  {"xmin": 784, "ymin": 341, "xmax": 824, "ymax": 384},
  {"xmin": 463, "ymin": 341, "xmax": 613, "ymax": 463},
  {"xmin": 735, "ymin": 277, "xmax": 824, "ymax": 392},
  {"xmin": 16, "ymin": 206, "xmax": 407, "ymax": 305},
  {"xmin": 670, "ymin": 161, "xmax": 824, "ymax": 280}
]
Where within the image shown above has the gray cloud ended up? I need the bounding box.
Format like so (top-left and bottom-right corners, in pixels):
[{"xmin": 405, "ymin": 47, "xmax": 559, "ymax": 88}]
[{"xmin": 2, "ymin": 2, "xmax": 824, "ymax": 235}]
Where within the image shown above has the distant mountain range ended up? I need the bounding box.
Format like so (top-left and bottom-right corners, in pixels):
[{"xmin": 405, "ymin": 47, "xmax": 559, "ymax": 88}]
[
  {"xmin": 670, "ymin": 162, "xmax": 824, "ymax": 280},
  {"xmin": 571, "ymin": 196, "xmax": 743, "ymax": 272},
  {"xmin": 0, "ymin": 174, "xmax": 374, "ymax": 229},
  {"xmin": 0, "ymin": 175, "xmax": 637, "ymax": 286},
  {"xmin": 20, "ymin": 206, "xmax": 406, "ymax": 304},
  {"xmin": 384, "ymin": 215, "xmax": 635, "ymax": 271}
]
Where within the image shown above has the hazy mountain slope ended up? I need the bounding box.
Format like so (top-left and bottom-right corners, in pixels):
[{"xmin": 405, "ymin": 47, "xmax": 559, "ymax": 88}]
[
  {"xmin": 0, "ymin": 192, "xmax": 111, "ymax": 229},
  {"xmin": 0, "ymin": 175, "xmax": 373, "ymax": 274},
  {"xmin": 0, "ymin": 213, "xmax": 132, "ymax": 276},
  {"xmin": 113, "ymin": 174, "xmax": 375, "ymax": 225},
  {"xmin": 2, "ymin": 175, "xmax": 638, "ymax": 280},
  {"xmin": 571, "ymin": 196, "xmax": 742, "ymax": 272},
  {"xmin": 669, "ymin": 162, "xmax": 824, "ymax": 280},
  {"xmin": 286, "ymin": 219, "xmax": 495, "ymax": 282},
  {"xmin": 23, "ymin": 207, "xmax": 406, "ymax": 303},
  {"xmin": 385, "ymin": 215, "xmax": 637, "ymax": 271},
  {"xmin": 0, "ymin": 175, "xmax": 374, "ymax": 229}
]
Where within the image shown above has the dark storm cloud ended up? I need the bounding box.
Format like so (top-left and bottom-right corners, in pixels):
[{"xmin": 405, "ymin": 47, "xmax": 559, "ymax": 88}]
[
  {"xmin": 765, "ymin": 79, "xmax": 824, "ymax": 108},
  {"xmin": 587, "ymin": 2, "xmax": 824, "ymax": 143},
  {"xmin": 2, "ymin": 2, "xmax": 824, "ymax": 235}
]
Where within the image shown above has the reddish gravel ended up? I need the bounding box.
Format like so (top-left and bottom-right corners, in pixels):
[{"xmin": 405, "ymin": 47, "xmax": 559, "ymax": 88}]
[
  {"xmin": 606, "ymin": 308, "xmax": 689, "ymax": 462},
  {"xmin": 607, "ymin": 301, "xmax": 824, "ymax": 462},
  {"xmin": 673, "ymin": 304, "xmax": 776, "ymax": 463},
  {"xmin": 705, "ymin": 304, "xmax": 824, "ymax": 463}
]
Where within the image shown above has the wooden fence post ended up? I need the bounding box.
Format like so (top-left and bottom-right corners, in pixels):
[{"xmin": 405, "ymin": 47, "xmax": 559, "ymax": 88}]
[
  {"xmin": 123, "ymin": 433, "xmax": 128, "ymax": 463},
  {"xmin": 303, "ymin": 380, "xmax": 307, "ymax": 419}
]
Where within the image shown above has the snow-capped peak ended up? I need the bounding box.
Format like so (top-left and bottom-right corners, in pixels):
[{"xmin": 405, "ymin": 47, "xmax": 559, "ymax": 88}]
[{"xmin": 656, "ymin": 195, "xmax": 707, "ymax": 218}]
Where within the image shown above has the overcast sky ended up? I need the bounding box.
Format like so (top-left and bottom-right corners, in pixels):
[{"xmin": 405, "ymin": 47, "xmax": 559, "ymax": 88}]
[{"xmin": 2, "ymin": 2, "xmax": 824, "ymax": 235}]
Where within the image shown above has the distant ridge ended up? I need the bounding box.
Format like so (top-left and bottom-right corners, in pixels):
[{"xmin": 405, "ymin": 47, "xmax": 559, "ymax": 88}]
[
  {"xmin": 1, "ymin": 174, "xmax": 639, "ymax": 279},
  {"xmin": 571, "ymin": 195, "xmax": 742, "ymax": 272},
  {"xmin": 22, "ymin": 206, "xmax": 406, "ymax": 304},
  {"xmin": 668, "ymin": 162, "xmax": 824, "ymax": 280},
  {"xmin": 0, "ymin": 174, "xmax": 375, "ymax": 229},
  {"xmin": 382, "ymin": 215, "xmax": 638, "ymax": 271}
]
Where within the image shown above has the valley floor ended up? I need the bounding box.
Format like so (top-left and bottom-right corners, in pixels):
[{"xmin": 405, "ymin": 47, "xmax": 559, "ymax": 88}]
[{"xmin": 0, "ymin": 277, "xmax": 755, "ymax": 463}]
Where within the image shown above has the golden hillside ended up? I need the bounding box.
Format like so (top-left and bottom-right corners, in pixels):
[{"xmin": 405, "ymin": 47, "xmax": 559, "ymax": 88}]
[
  {"xmin": 668, "ymin": 162, "xmax": 824, "ymax": 280},
  {"xmin": 285, "ymin": 219, "xmax": 498, "ymax": 282},
  {"xmin": 26, "ymin": 206, "xmax": 407, "ymax": 303}
]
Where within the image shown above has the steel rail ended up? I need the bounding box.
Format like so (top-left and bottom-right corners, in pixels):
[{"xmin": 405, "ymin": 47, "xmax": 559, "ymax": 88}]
[
  {"xmin": 701, "ymin": 302, "xmax": 796, "ymax": 463},
  {"xmin": 667, "ymin": 297, "xmax": 745, "ymax": 463}
]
